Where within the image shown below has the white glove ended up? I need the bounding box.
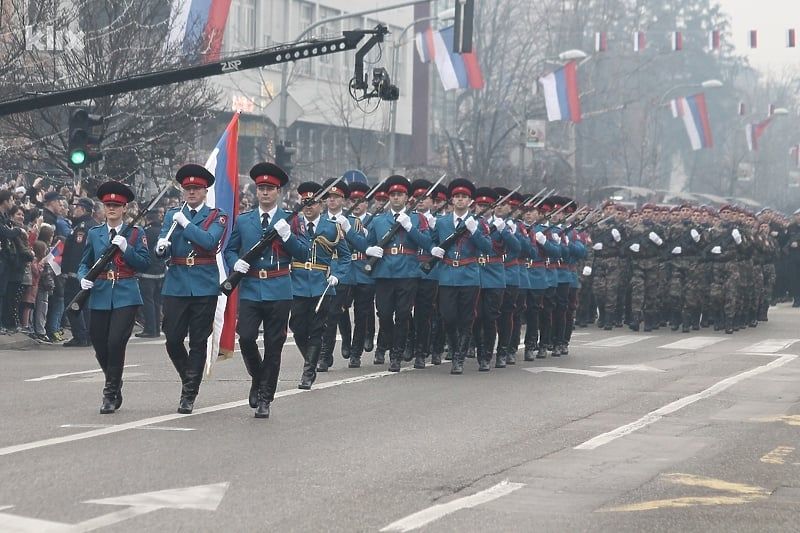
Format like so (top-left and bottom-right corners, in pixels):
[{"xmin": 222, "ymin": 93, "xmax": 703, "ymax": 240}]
[
  {"xmin": 671, "ymin": 246, "xmax": 682, "ymax": 255},
  {"xmin": 731, "ymin": 228, "xmax": 742, "ymax": 244},
  {"xmin": 465, "ymin": 216, "xmax": 478, "ymax": 235},
  {"xmin": 564, "ymin": 234, "xmax": 570, "ymax": 245},
  {"xmin": 80, "ymin": 278, "xmax": 94, "ymax": 290},
  {"xmin": 648, "ymin": 231, "xmax": 662, "ymax": 245},
  {"xmin": 507, "ymin": 221, "xmax": 516, "ymax": 235},
  {"xmin": 535, "ymin": 231, "xmax": 547, "ymax": 245},
  {"xmin": 629, "ymin": 243, "xmax": 640, "ymax": 253},
  {"xmin": 327, "ymin": 275, "xmax": 338, "ymax": 286},
  {"xmin": 771, "ymin": 231, "xmax": 779, "ymax": 237},
  {"xmin": 792, "ymin": 242, "xmax": 799, "ymax": 249},
  {"xmin": 424, "ymin": 212, "xmax": 436, "ymax": 229},
  {"xmin": 111, "ymin": 235, "xmax": 127, "ymax": 253},
  {"xmin": 592, "ymin": 242, "xmax": 603, "ymax": 251},
  {"xmin": 334, "ymin": 214, "xmax": 351, "ymax": 233},
  {"xmin": 274, "ymin": 219, "xmax": 291, "ymax": 242},
  {"xmin": 711, "ymin": 246, "xmax": 722, "ymax": 254},
  {"xmin": 691, "ymin": 229, "xmax": 701, "ymax": 242},
  {"xmin": 396, "ymin": 212, "xmax": 412, "ymax": 232},
  {"xmin": 582, "ymin": 266, "xmax": 592, "ymax": 276},
  {"xmin": 431, "ymin": 246, "xmax": 445, "ymax": 258},
  {"xmin": 492, "ymin": 217, "xmax": 506, "ymax": 232},
  {"xmin": 233, "ymin": 259, "xmax": 250, "ymax": 274},
  {"xmin": 173, "ymin": 211, "xmax": 190, "ymax": 228},
  {"xmin": 552, "ymin": 233, "xmax": 562, "ymax": 244},
  {"xmin": 156, "ymin": 237, "xmax": 171, "ymax": 255},
  {"xmin": 365, "ymin": 246, "xmax": 384, "ymax": 258},
  {"xmin": 611, "ymin": 228, "xmax": 621, "ymax": 242}
]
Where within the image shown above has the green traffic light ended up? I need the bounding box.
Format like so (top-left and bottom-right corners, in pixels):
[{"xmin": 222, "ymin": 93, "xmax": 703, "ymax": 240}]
[{"xmin": 70, "ymin": 150, "xmax": 86, "ymax": 165}]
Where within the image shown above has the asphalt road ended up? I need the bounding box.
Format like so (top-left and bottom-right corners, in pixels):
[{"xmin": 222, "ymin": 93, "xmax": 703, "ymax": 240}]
[{"xmin": 1, "ymin": 305, "xmax": 800, "ymax": 532}]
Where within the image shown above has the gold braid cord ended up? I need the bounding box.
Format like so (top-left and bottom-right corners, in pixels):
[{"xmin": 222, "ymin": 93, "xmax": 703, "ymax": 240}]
[{"xmin": 312, "ymin": 224, "xmax": 343, "ymax": 255}]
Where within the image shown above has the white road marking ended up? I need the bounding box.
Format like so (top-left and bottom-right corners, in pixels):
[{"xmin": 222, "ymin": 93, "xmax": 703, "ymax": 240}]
[
  {"xmin": 658, "ymin": 337, "xmax": 728, "ymax": 350},
  {"xmin": 739, "ymin": 339, "xmax": 800, "ymax": 354},
  {"xmin": 584, "ymin": 335, "xmax": 655, "ymax": 348},
  {"xmin": 60, "ymin": 424, "xmax": 195, "ymax": 432},
  {"xmin": 525, "ymin": 364, "xmax": 662, "ymax": 378},
  {"xmin": 574, "ymin": 353, "xmax": 798, "ymax": 450},
  {"xmin": 0, "ymin": 367, "xmax": 417, "ymax": 457},
  {"xmin": 26, "ymin": 365, "xmax": 140, "ymax": 382},
  {"xmin": 380, "ymin": 480, "xmax": 525, "ymax": 532}
]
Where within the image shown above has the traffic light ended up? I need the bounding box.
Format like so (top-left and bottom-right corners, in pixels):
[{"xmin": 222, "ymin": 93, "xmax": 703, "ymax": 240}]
[
  {"xmin": 68, "ymin": 108, "xmax": 104, "ymax": 168},
  {"xmin": 275, "ymin": 141, "xmax": 296, "ymax": 177},
  {"xmin": 453, "ymin": 0, "xmax": 475, "ymax": 53}
]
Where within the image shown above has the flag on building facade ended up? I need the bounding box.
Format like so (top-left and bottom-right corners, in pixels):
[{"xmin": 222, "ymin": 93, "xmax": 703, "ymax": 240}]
[
  {"xmin": 670, "ymin": 93, "xmax": 714, "ymax": 150},
  {"xmin": 168, "ymin": 0, "xmax": 233, "ymax": 62},
  {"xmin": 431, "ymin": 25, "xmax": 484, "ymax": 91},
  {"xmin": 539, "ymin": 61, "xmax": 582, "ymax": 123},
  {"xmin": 203, "ymin": 112, "xmax": 240, "ymax": 375}
]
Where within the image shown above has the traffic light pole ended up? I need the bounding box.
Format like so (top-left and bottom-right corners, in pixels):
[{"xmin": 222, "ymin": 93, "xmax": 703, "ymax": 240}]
[{"xmin": 0, "ymin": 27, "xmax": 389, "ymax": 117}]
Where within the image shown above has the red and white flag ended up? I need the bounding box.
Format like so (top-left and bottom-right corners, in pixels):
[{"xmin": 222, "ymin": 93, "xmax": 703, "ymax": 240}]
[
  {"xmin": 671, "ymin": 31, "xmax": 683, "ymax": 51},
  {"xmin": 633, "ymin": 31, "xmax": 646, "ymax": 52},
  {"xmin": 708, "ymin": 30, "xmax": 721, "ymax": 50},
  {"xmin": 595, "ymin": 32, "xmax": 608, "ymax": 52}
]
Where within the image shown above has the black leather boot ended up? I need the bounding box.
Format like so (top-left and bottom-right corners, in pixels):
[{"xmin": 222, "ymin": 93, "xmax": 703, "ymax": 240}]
[
  {"xmin": 254, "ymin": 383, "xmax": 270, "ymax": 419},
  {"xmin": 373, "ymin": 346, "xmax": 386, "ymax": 365},
  {"xmin": 115, "ymin": 379, "xmax": 123, "ymax": 410},
  {"xmin": 100, "ymin": 375, "xmax": 117, "ymax": 414},
  {"xmin": 495, "ymin": 346, "xmax": 507, "ymax": 368},
  {"xmin": 524, "ymin": 343, "xmax": 536, "ymax": 362},
  {"xmin": 240, "ymin": 350, "xmax": 262, "ymax": 408},
  {"xmin": 413, "ymin": 352, "xmax": 427, "ymax": 369},
  {"xmin": 299, "ymin": 344, "xmax": 321, "ymax": 390},
  {"xmin": 317, "ymin": 340, "xmax": 333, "ymax": 372},
  {"xmin": 725, "ymin": 318, "xmax": 734, "ymax": 334},
  {"xmin": 431, "ymin": 352, "xmax": 442, "ymax": 365},
  {"xmin": 348, "ymin": 354, "xmax": 362, "ymax": 368}
]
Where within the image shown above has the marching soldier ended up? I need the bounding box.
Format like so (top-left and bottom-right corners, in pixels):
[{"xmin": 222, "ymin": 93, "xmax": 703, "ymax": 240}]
[
  {"xmin": 63, "ymin": 197, "xmax": 98, "ymax": 347},
  {"xmin": 429, "ymin": 178, "xmax": 491, "ymax": 374},
  {"xmin": 408, "ymin": 178, "xmax": 439, "ymax": 368},
  {"xmin": 495, "ymin": 189, "xmax": 524, "ymax": 367},
  {"xmin": 224, "ymin": 163, "xmax": 306, "ymax": 418},
  {"xmin": 289, "ymin": 181, "xmax": 351, "ymax": 390},
  {"xmin": 561, "ymin": 202, "xmax": 587, "ymax": 354},
  {"xmin": 156, "ymin": 164, "xmax": 227, "ymax": 414},
  {"xmin": 625, "ymin": 204, "xmax": 664, "ymax": 331},
  {"xmin": 363, "ymin": 175, "xmax": 431, "ymax": 372},
  {"xmin": 665, "ymin": 204, "xmax": 704, "ymax": 332},
  {"xmin": 78, "ymin": 181, "xmax": 150, "ymax": 414}
]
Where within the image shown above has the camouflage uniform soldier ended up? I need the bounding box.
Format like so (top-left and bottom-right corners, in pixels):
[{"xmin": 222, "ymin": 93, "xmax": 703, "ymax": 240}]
[
  {"xmin": 625, "ymin": 204, "xmax": 665, "ymax": 331},
  {"xmin": 666, "ymin": 204, "xmax": 704, "ymax": 332},
  {"xmin": 706, "ymin": 205, "xmax": 741, "ymax": 334},
  {"xmin": 697, "ymin": 206, "xmax": 716, "ymax": 327},
  {"xmin": 757, "ymin": 218, "xmax": 779, "ymax": 321},
  {"xmin": 589, "ymin": 203, "xmax": 626, "ymax": 330}
]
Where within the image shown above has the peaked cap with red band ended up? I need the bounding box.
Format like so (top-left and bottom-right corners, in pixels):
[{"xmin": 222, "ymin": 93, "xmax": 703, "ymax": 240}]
[
  {"xmin": 448, "ymin": 178, "xmax": 476, "ymax": 199},
  {"xmin": 474, "ymin": 186, "xmax": 497, "ymax": 206},
  {"xmin": 321, "ymin": 177, "xmax": 350, "ymax": 199},
  {"xmin": 96, "ymin": 180, "xmax": 135, "ymax": 205},
  {"xmin": 494, "ymin": 187, "xmax": 520, "ymax": 207},
  {"xmin": 250, "ymin": 162, "xmax": 289, "ymax": 188},
  {"xmin": 348, "ymin": 181, "xmax": 370, "ymax": 200},
  {"xmin": 386, "ymin": 175, "xmax": 411, "ymax": 195},
  {"xmin": 176, "ymin": 163, "xmax": 215, "ymax": 188},
  {"xmin": 410, "ymin": 178, "xmax": 433, "ymax": 198},
  {"xmin": 297, "ymin": 181, "xmax": 322, "ymax": 202}
]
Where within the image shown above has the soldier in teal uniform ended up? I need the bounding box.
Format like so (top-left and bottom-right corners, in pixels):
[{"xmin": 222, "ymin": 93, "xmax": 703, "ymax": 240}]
[
  {"xmin": 363, "ymin": 175, "xmax": 432, "ymax": 372},
  {"xmin": 224, "ymin": 162, "xmax": 307, "ymax": 419},
  {"xmin": 429, "ymin": 178, "xmax": 492, "ymax": 374},
  {"xmin": 78, "ymin": 181, "xmax": 150, "ymax": 414},
  {"xmin": 156, "ymin": 164, "xmax": 227, "ymax": 414},
  {"xmin": 289, "ymin": 181, "xmax": 351, "ymax": 390},
  {"xmin": 494, "ymin": 189, "xmax": 525, "ymax": 367}
]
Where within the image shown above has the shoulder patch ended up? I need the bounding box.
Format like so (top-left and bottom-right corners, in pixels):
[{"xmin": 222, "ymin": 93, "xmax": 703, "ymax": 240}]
[{"xmin": 218, "ymin": 214, "xmax": 228, "ymax": 226}]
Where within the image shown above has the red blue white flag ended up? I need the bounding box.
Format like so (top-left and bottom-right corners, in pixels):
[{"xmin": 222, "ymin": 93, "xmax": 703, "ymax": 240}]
[
  {"xmin": 169, "ymin": 0, "xmax": 233, "ymax": 62},
  {"xmin": 708, "ymin": 30, "xmax": 721, "ymax": 50},
  {"xmin": 45, "ymin": 240, "xmax": 64, "ymax": 276},
  {"xmin": 595, "ymin": 32, "xmax": 608, "ymax": 52},
  {"xmin": 670, "ymin": 93, "xmax": 713, "ymax": 150},
  {"xmin": 204, "ymin": 112, "xmax": 240, "ymax": 375},
  {"xmin": 746, "ymin": 118, "xmax": 772, "ymax": 151},
  {"xmin": 671, "ymin": 31, "xmax": 683, "ymax": 51},
  {"xmin": 432, "ymin": 25, "xmax": 485, "ymax": 91},
  {"xmin": 633, "ymin": 31, "xmax": 646, "ymax": 52},
  {"xmin": 540, "ymin": 61, "xmax": 582, "ymax": 123},
  {"xmin": 415, "ymin": 27, "xmax": 436, "ymax": 63}
]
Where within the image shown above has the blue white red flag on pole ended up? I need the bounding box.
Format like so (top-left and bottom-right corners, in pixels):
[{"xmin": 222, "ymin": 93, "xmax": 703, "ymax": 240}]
[
  {"xmin": 671, "ymin": 31, "xmax": 683, "ymax": 51},
  {"xmin": 45, "ymin": 240, "xmax": 64, "ymax": 276},
  {"xmin": 432, "ymin": 25, "xmax": 484, "ymax": 91},
  {"xmin": 595, "ymin": 32, "xmax": 608, "ymax": 52},
  {"xmin": 670, "ymin": 93, "xmax": 713, "ymax": 150},
  {"xmin": 168, "ymin": 0, "xmax": 233, "ymax": 62},
  {"xmin": 539, "ymin": 61, "xmax": 582, "ymax": 123},
  {"xmin": 790, "ymin": 145, "xmax": 800, "ymax": 168},
  {"xmin": 633, "ymin": 31, "xmax": 646, "ymax": 52},
  {"xmin": 204, "ymin": 112, "xmax": 240, "ymax": 375},
  {"xmin": 709, "ymin": 30, "xmax": 721, "ymax": 50},
  {"xmin": 746, "ymin": 118, "xmax": 772, "ymax": 151},
  {"xmin": 415, "ymin": 27, "xmax": 436, "ymax": 64}
]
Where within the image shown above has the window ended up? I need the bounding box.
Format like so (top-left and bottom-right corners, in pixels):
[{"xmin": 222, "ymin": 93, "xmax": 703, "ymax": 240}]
[
  {"xmin": 318, "ymin": 7, "xmax": 341, "ymax": 80},
  {"xmin": 230, "ymin": 0, "xmax": 256, "ymax": 50},
  {"xmin": 295, "ymin": 1, "xmax": 315, "ymax": 76}
]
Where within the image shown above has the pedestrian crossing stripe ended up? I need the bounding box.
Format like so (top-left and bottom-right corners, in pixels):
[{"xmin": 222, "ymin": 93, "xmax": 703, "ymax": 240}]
[
  {"xmin": 658, "ymin": 337, "xmax": 728, "ymax": 350},
  {"xmin": 738, "ymin": 339, "xmax": 800, "ymax": 354},
  {"xmin": 583, "ymin": 335, "xmax": 655, "ymax": 348}
]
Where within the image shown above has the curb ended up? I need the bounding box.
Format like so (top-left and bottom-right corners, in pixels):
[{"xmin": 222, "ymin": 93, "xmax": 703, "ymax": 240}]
[{"xmin": 0, "ymin": 333, "xmax": 46, "ymax": 351}]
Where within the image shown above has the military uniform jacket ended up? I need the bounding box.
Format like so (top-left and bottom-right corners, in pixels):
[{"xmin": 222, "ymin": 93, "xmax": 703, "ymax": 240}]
[
  {"xmin": 347, "ymin": 214, "xmax": 374, "ymax": 286},
  {"xmin": 626, "ymin": 221, "xmax": 664, "ymax": 260},
  {"xmin": 478, "ymin": 217, "xmax": 519, "ymax": 289},
  {"xmin": 514, "ymin": 224, "xmax": 534, "ymax": 289},
  {"xmin": 62, "ymin": 214, "xmax": 97, "ymax": 275},
  {"xmin": 565, "ymin": 227, "xmax": 587, "ymax": 288},
  {"xmin": 78, "ymin": 223, "xmax": 150, "ymax": 310},
  {"xmin": 224, "ymin": 208, "xmax": 308, "ymax": 302},
  {"xmin": 430, "ymin": 213, "xmax": 492, "ymax": 287},
  {"xmin": 537, "ymin": 223, "xmax": 562, "ymax": 288},
  {"xmin": 159, "ymin": 204, "xmax": 227, "ymax": 297},
  {"xmin": 367, "ymin": 209, "xmax": 432, "ymax": 279},
  {"xmin": 591, "ymin": 219, "xmax": 625, "ymax": 258},
  {"xmin": 290, "ymin": 215, "xmax": 350, "ymax": 298}
]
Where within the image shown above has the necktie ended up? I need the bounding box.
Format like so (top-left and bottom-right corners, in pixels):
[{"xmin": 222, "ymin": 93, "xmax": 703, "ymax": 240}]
[
  {"xmin": 189, "ymin": 209, "xmax": 197, "ymax": 219},
  {"xmin": 261, "ymin": 212, "xmax": 270, "ymax": 229},
  {"xmin": 109, "ymin": 228, "xmax": 117, "ymax": 239},
  {"xmin": 307, "ymin": 222, "xmax": 315, "ymax": 236},
  {"xmin": 456, "ymin": 217, "xmax": 463, "ymax": 227}
]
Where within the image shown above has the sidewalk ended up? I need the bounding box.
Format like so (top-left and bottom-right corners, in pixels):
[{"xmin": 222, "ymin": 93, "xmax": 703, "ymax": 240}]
[{"xmin": 0, "ymin": 332, "xmax": 41, "ymax": 351}]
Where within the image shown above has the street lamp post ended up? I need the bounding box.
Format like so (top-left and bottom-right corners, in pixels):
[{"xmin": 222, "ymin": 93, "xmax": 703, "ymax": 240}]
[{"xmin": 386, "ymin": 8, "xmax": 455, "ymax": 173}]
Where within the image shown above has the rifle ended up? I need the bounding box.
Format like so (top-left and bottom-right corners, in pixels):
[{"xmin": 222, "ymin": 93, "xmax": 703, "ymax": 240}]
[
  {"xmin": 508, "ymin": 187, "xmax": 553, "ymax": 222},
  {"xmin": 341, "ymin": 175, "xmax": 388, "ymax": 218},
  {"xmin": 363, "ymin": 173, "xmax": 446, "ymax": 274},
  {"xmin": 535, "ymin": 199, "xmax": 573, "ymax": 226},
  {"xmin": 484, "ymin": 185, "xmax": 522, "ymax": 235},
  {"xmin": 219, "ymin": 175, "xmax": 344, "ymax": 295},
  {"xmin": 67, "ymin": 183, "xmax": 174, "ymax": 312},
  {"xmin": 419, "ymin": 189, "xmax": 518, "ymax": 275},
  {"xmin": 563, "ymin": 206, "xmax": 597, "ymax": 232}
]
